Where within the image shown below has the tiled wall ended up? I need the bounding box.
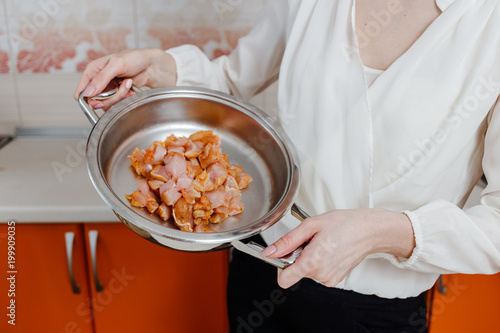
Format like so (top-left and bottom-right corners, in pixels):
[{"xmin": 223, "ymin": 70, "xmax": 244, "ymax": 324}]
[{"xmin": 0, "ymin": 0, "xmax": 277, "ymax": 134}]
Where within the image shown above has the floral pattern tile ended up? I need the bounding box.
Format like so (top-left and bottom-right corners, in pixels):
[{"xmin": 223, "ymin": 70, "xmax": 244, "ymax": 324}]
[
  {"xmin": 4, "ymin": 0, "xmax": 266, "ymax": 74},
  {"xmin": 0, "ymin": 1, "xmax": 10, "ymax": 73},
  {"xmin": 0, "ymin": 33, "xmax": 9, "ymax": 73},
  {"xmin": 5, "ymin": 0, "xmax": 135, "ymax": 74},
  {"xmin": 0, "ymin": 0, "xmax": 271, "ymax": 128},
  {"xmin": 137, "ymin": 0, "xmax": 266, "ymax": 59}
]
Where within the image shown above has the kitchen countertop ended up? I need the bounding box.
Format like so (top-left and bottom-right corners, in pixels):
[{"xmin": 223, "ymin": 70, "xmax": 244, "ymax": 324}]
[
  {"xmin": 0, "ymin": 136, "xmax": 118, "ymax": 223},
  {"xmin": 0, "ymin": 131, "xmax": 486, "ymax": 224}
]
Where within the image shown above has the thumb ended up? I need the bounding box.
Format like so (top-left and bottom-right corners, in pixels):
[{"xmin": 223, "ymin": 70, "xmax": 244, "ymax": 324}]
[{"xmin": 261, "ymin": 219, "xmax": 316, "ymax": 258}]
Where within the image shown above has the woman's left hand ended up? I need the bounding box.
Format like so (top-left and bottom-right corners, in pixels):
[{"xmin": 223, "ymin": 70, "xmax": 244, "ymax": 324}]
[{"xmin": 261, "ymin": 208, "xmax": 415, "ymax": 289}]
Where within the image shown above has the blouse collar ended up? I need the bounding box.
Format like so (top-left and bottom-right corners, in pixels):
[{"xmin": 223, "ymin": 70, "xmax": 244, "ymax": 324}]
[{"xmin": 436, "ymin": 0, "xmax": 457, "ymax": 11}]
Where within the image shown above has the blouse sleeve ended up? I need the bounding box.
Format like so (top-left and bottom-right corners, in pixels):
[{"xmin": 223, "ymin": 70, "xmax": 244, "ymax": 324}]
[
  {"xmin": 390, "ymin": 97, "xmax": 500, "ymax": 274},
  {"xmin": 165, "ymin": 0, "xmax": 290, "ymax": 101}
]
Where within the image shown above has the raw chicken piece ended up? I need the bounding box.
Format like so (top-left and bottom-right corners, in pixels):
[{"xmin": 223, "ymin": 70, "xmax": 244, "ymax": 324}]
[
  {"xmin": 198, "ymin": 144, "xmax": 223, "ymax": 169},
  {"xmin": 189, "ymin": 130, "xmax": 221, "ymax": 146},
  {"xmin": 181, "ymin": 186, "xmax": 201, "ymax": 205},
  {"xmin": 125, "ymin": 179, "xmax": 159, "ymax": 214},
  {"xmin": 204, "ymin": 186, "xmax": 230, "ymax": 209},
  {"xmin": 194, "ymin": 225, "xmax": 216, "ymax": 233},
  {"xmin": 159, "ymin": 180, "xmax": 182, "ymax": 206},
  {"xmin": 150, "ymin": 165, "xmax": 170, "ymax": 182},
  {"xmin": 192, "ymin": 170, "xmax": 215, "ymax": 192},
  {"xmin": 236, "ymin": 172, "xmax": 253, "ymax": 190},
  {"xmin": 163, "ymin": 152, "xmax": 188, "ymax": 180},
  {"xmin": 176, "ymin": 175, "xmax": 193, "ymax": 190},
  {"xmin": 143, "ymin": 141, "xmax": 166, "ymax": 165},
  {"xmin": 210, "ymin": 206, "xmax": 229, "ymax": 224},
  {"xmin": 207, "ymin": 162, "xmax": 228, "ymax": 188},
  {"xmin": 158, "ymin": 203, "xmax": 172, "ymax": 221},
  {"xmin": 173, "ymin": 197, "xmax": 194, "ymax": 232},
  {"xmin": 148, "ymin": 179, "xmax": 164, "ymax": 191},
  {"xmin": 229, "ymin": 165, "xmax": 253, "ymax": 190},
  {"xmin": 165, "ymin": 134, "xmax": 189, "ymax": 147},
  {"xmin": 228, "ymin": 165, "xmax": 243, "ymax": 178},
  {"xmin": 167, "ymin": 146, "xmax": 186, "ymax": 155},
  {"xmin": 184, "ymin": 140, "xmax": 205, "ymax": 159},
  {"xmin": 128, "ymin": 148, "xmax": 152, "ymax": 177},
  {"xmin": 209, "ymin": 210, "xmax": 228, "ymax": 224},
  {"xmin": 189, "ymin": 130, "xmax": 213, "ymax": 142},
  {"xmin": 126, "ymin": 130, "xmax": 252, "ymax": 232},
  {"xmin": 193, "ymin": 195, "xmax": 213, "ymax": 225},
  {"xmin": 228, "ymin": 197, "xmax": 244, "ymax": 216},
  {"xmin": 225, "ymin": 176, "xmax": 244, "ymax": 216}
]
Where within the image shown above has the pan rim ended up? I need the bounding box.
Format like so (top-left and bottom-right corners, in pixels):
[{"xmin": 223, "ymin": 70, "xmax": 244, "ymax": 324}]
[{"xmin": 85, "ymin": 86, "xmax": 300, "ymax": 246}]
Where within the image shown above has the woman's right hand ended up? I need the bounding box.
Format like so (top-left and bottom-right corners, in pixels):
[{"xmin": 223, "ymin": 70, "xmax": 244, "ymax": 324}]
[{"xmin": 74, "ymin": 48, "xmax": 177, "ymax": 111}]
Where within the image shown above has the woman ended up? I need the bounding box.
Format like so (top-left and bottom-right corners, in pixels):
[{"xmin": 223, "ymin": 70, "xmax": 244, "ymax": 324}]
[{"xmin": 75, "ymin": 0, "xmax": 500, "ymax": 332}]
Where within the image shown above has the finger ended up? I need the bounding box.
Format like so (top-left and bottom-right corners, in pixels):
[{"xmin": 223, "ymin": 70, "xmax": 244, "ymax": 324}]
[
  {"xmin": 100, "ymin": 79, "xmax": 134, "ymax": 111},
  {"xmin": 261, "ymin": 218, "xmax": 318, "ymax": 258},
  {"xmin": 88, "ymin": 90, "xmax": 136, "ymax": 110},
  {"xmin": 74, "ymin": 55, "xmax": 113, "ymax": 100},
  {"xmin": 85, "ymin": 57, "xmax": 129, "ymax": 99},
  {"xmin": 277, "ymin": 266, "xmax": 303, "ymax": 289},
  {"xmin": 276, "ymin": 244, "xmax": 318, "ymax": 288}
]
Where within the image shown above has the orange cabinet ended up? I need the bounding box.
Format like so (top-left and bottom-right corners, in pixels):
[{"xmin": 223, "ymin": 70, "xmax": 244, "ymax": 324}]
[
  {"xmin": 0, "ymin": 223, "xmax": 229, "ymax": 333},
  {"xmin": 428, "ymin": 274, "xmax": 500, "ymax": 333},
  {"xmin": 0, "ymin": 223, "xmax": 93, "ymax": 333}
]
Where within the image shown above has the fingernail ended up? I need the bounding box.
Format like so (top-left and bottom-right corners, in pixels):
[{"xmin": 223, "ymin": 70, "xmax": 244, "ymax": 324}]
[
  {"xmin": 82, "ymin": 85, "xmax": 96, "ymax": 97},
  {"xmin": 125, "ymin": 79, "xmax": 132, "ymax": 90},
  {"xmin": 94, "ymin": 103, "xmax": 105, "ymax": 109},
  {"xmin": 261, "ymin": 245, "xmax": 276, "ymax": 257}
]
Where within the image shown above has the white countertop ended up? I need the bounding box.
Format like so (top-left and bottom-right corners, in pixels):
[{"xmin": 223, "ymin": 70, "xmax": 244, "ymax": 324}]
[
  {"xmin": 0, "ymin": 134, "xmax": 485, "ymax": 224},
  {"xmin": 0, "ymin": 137, "xmax": 118, "ymax": 223}
]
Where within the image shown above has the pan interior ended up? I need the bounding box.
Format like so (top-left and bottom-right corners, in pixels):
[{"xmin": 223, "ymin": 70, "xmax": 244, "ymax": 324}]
[{"xmin": 99, "ymin": 95, "xmax": 291, "ymax": 234}]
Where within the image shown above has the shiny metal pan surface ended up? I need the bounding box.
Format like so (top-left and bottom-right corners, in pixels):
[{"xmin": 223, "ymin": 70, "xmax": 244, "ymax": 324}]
[{"xmin": 80, "ymin": 87, "xmax": 300, "ymax": 255}]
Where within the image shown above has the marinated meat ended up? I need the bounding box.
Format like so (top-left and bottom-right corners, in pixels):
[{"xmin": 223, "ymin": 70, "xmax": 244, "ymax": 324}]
[{"xmin": 125, "ymin": 130, "xmax": 252, "ymax": 232}]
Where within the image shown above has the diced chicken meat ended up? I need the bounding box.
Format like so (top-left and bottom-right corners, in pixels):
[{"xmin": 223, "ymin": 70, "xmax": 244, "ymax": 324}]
[
  {"xmin": 194, "ymin": 225, "xmax": 216, "ymax": 233},
  {"xmin": 143, "ymin": 141, "xmax": 167, "ymax": 165},
  {"xmin": 125, "ymin": 130, "xmax": 252, "ymax": 232},
  {"xmin": 173, "ymin": 197, "xmax": 194, "ymax": 232},
  {"xmin": 193, "ymin": 195, "xmax": 213, "ymax": 225},
  {"xmin": 128, "ymin": 148, "xmax": 153, "ymax": 177},
  {"xmin": 158, "ymin": 203, "xmax": 172, "ymax": 221},
  {"xmin": 185, "ymin": 140, "xmax": 205, "ymax": 159}
]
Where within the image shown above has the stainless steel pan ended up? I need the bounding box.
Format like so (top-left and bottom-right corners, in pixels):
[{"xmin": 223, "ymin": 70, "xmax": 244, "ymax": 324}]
[{"xmin": 78, "ymin": 86, "xmax": 307, "ymax": 268}]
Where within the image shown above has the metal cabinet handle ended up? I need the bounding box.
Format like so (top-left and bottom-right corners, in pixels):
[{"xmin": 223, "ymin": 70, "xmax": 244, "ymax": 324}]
[
  {"xmin": 64, "ymin": 232, "xmax": 81, "ymax": 294},
  {"xmin": 438, "ymin": 275, "xmax": 447, "ymax": 295},
  {"xmin": 88, "ymin": 230, "xmax": 104, "ymax": 292}
]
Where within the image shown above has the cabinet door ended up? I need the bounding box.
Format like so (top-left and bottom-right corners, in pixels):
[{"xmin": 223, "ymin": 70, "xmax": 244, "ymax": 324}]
[
  {"xmin": 84, "ymin": 223, "xmax": 229, "ymax": 333},
  {"xmin": 429, "ymin": 274, "xmax": 500, "ymax": 333},
  {"xmin": 0, "ymin": 223, "xmax": 93, "ymax": 333}
]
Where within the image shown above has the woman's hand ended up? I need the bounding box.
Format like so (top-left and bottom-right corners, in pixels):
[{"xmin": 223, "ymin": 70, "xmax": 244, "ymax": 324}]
[
  {"xmin": 74, "ymin": 48, "xmax": 177, "ymax": 111},
  {"xmin": 261, "ymin": 208, "xmax": 415, "ymax": 289}
]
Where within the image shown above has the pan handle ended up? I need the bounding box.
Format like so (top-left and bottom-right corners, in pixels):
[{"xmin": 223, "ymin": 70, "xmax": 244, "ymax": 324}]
[
  {"xmin": 231, "ymin": 203, "xmax": 310, "ymax": 269},
  {"xmin": 291, "ymin": 203, "xmax": 309, "ymax": 221},
  {"xmin": 78, "ymin": 91, "xmax": 100, "ymax": 126},
  {"xmin": 78, "ymin": 83, "xmax": 143, "ymax": 126}
]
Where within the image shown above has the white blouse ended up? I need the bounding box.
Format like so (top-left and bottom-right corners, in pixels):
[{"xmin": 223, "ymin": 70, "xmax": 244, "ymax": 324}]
[
  {"xmin": 363, "ymin": 66, "xmax": 384, "ymax": 88},
  {"xmin": 166, "ymin": 0, "xmax": 500, "ymax": 298}
]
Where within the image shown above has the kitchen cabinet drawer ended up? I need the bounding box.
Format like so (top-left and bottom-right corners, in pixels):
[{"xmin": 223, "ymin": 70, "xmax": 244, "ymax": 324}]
[
  {"xmin": 83, "ymin": 223, "xmax": 229, "ymax": 333},
  {"xmin": 0, "ymin": 223, "xmax": 93, "ymax": 333},
  {"xmin": 0, "ymin": 222, "xmax": 229, "ymax": 333},
  {"xmin": 428, "ymin": 274, "xmax": 500, "ymax": 333}
]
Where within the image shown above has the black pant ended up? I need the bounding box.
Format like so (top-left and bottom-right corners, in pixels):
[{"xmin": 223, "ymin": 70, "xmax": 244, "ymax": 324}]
[{"xmin": 227, "ymin": 236, "xmax": 428, "ymax": 333}]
